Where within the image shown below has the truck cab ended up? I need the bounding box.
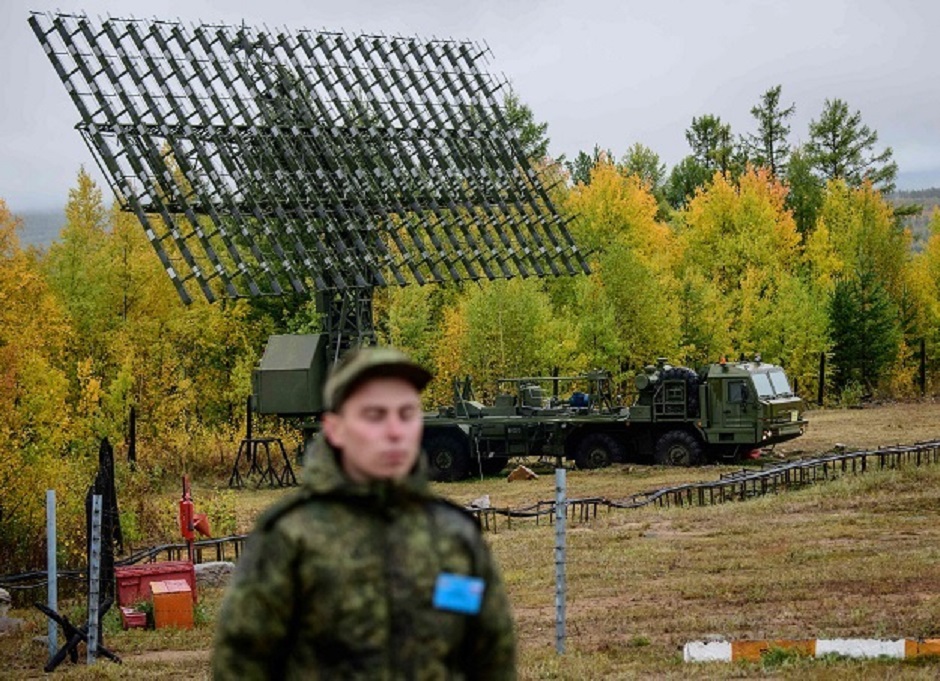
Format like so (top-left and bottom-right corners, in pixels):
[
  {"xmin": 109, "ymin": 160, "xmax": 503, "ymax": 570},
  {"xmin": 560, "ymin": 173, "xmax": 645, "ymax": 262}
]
[{"xmin": 701, "ymin": 359, "xmax": 806, "ymax": 456}]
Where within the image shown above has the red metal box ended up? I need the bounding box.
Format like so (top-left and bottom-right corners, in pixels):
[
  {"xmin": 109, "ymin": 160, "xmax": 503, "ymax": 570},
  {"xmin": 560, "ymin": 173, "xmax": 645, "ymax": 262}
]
[{"xmin": 114, "ymin": 561, "xmax": 197, "ymax": 606}]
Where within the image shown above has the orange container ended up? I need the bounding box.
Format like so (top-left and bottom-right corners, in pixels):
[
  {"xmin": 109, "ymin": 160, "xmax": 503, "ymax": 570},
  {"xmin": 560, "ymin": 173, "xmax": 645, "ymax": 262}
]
[{"xmin": 151, "ymin": 579, "xmax": 194, "ymax": 630}]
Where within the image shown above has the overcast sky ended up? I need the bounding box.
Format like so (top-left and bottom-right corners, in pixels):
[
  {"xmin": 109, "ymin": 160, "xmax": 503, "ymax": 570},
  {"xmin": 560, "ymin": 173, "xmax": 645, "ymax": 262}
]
[{"xmin": 2, "ymin": 0, "xmax": 938, "ymax": 214}]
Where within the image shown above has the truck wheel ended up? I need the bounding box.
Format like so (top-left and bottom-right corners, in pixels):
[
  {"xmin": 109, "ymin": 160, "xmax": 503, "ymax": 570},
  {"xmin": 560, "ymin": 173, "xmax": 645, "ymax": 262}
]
[
  {"xmin": 479, "ymin": 456, "xmax": 510, "ymax": 476},
  {"xmin": 654, "ymin": 430, "xmax": 703, "ymax": 466},
  {"xmin": 575, "ymin": 433, "xmax": 622, "ymax": 470},
  {"xmin": 424, "ymin": 432, "xmax": 470, "ymax": 482}
]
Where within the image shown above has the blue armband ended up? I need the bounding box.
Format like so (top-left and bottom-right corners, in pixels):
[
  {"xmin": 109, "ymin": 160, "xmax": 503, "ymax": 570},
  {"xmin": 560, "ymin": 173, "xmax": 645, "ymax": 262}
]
[{"xmin": 432, "ymin": 572, "xmax": 485, "ymax": 615}]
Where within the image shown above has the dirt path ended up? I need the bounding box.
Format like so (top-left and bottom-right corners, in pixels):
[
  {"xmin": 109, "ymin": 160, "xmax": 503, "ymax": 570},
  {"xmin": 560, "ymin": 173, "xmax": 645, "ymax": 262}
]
[{"xmin": 122, "ymin": 649, "xmax": 210, "ymax": 664}]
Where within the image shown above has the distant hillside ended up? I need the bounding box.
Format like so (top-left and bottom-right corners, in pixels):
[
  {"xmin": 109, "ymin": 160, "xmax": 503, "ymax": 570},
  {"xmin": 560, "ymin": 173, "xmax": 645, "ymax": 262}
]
[
  {"xmin": 15, "ymin": 209, "xmax": 64, "ymax": 249},
  {"xmin": 889, "ymin": 187, "xmax": 940, "ymax": 249}
]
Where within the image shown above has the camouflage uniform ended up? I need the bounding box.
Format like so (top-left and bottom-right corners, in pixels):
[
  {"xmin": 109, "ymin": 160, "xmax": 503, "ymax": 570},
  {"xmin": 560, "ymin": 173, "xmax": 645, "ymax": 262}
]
[{"xmin": 212, "ymin": 436, "xmax": 516, "ymax": 680}]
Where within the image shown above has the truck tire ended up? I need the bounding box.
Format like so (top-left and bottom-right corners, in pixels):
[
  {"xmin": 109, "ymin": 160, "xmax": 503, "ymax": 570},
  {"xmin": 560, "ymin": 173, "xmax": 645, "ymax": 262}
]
[
  {"xmin": 574, "ymin": 433, "xmax": 623, "ymax": 470},
  {"xmin": 654, "ymin": 430, "xmax": 703, "ymax": 467},
  {"xmin": 424, "ymin": 431, "xmax": 470, "ymax": 482}
]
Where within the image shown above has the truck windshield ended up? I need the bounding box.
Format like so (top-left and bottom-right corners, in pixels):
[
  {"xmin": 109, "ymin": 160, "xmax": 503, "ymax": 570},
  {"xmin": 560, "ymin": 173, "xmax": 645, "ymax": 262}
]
[
  {"xmin": 750, "ymin": 368, "xmax": 793, "ymax": 398},
  {"xmin": 767, "ymin": 368, "xmax": 793, "ymax": 396},
  {"xmin": 750, "ymin": 372, "xmax": 774, "ymax": 398}
]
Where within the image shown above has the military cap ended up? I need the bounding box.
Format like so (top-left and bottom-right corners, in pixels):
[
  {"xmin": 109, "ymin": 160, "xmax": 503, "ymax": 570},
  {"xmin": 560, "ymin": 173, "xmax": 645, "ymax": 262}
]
[{"xmin": 323, "ymin": 346, "xmax": 432, "ymax": 411}]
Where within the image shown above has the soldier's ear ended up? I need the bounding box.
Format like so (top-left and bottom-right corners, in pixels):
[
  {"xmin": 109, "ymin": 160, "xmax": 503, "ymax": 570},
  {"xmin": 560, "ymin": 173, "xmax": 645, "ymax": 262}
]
[{"xmin": 321, "ymin": 411, "xmax": 345, "ymax": 450}]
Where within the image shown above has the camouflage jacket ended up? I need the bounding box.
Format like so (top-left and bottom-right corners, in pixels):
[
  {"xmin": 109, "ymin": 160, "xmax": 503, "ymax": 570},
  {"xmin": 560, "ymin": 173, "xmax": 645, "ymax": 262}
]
[{"xmin": 211, "ymin": 438, "xmax": 516, "ymax": 680}]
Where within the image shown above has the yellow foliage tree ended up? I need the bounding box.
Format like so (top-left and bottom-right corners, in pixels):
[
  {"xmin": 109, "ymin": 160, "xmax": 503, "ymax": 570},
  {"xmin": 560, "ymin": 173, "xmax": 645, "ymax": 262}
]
[
  {"xmin": 907, "ymin": 208, "xmax": 940, "ymax": 391},
  {"xmin": 811, "ymin": 180, "xmax": 909, "ymax": 299},
  {"xmin": 43, "ymin": 168, "xmax": 113, "ymax": 366},
  {"xmin": 377, "ymin": 284, "xmax": 441, "ymax": 378},
  {"xmin": 430, "ymin": 279, "xmax": 560, "ymax": 401},
  {"xmin": 0, "ymin": 199, "xmax": 71, "ymax": 455},
  {"xmin": 807, "ymin": 180, "xmax": 926, "ymax": 394},
  {"xmin": 428, "ymin": 298, "xmax": 471, "ymax": 407},
  {"xmin": 0, "ymin": 198, "xmax": 90, "ymax": 571},
  {"xmin": 564, "ymin": 160, "xmax": 683, "ymax": 373},
  {"xmin": 566, "ymin": 159, "xmax": 674, "ymax": 261},
  {"xmin": 678, "ymin": 167, "xmax": 824, "ymax": 378},
  {"xmin": 681, "ymin": 168, "xmax": 801, "ymax": 295},
  {"xmin": 37, "ymin": 170, "xmax": 270, "ymax": 476}
]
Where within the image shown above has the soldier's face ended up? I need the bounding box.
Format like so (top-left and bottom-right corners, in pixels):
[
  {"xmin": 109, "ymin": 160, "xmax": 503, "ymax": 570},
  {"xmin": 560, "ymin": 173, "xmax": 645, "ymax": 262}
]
[{"xmin": 322, "ymin": 376, "xmax": 423, "ymax": 483}]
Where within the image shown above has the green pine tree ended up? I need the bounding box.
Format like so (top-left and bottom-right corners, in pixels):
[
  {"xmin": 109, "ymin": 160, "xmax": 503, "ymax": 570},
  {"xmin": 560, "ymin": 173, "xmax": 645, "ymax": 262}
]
[
  {"xmin": 785, "ymin": 145, "xmax": 824, "ymax": 236},
  {"xmin": 665, "ymin": 156, "xmax": 711, "ymax": 210},
  {"xmin": 503, "ymin": 91, "xmax": 551, "ymax": 162},
  {"xmin": 566, "ymin": 144, "xmax": 611, "ymax": 186},
  {"xmin": 742, "ymin": 85, "xmax": 795, "ymax": 178},
  {"xmin": 806, "ymin": 98, "xmax": 898, "ymax": 193},
  {"xmin": 829, "ymin": 269, "xmax": 901, "ymax": 394},
  {"xmin": 686, "ymin": 114, "xmax": 735, "ymax": 173}
]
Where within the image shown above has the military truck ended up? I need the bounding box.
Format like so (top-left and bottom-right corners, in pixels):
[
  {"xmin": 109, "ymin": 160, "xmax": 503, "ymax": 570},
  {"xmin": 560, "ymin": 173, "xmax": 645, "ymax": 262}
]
[
  {"xmin": 420, "ymin": 357, "xmax": 806, "ymax": 480},
  {"xmin": 251, "ymin": 336, "xmax": 806, "ymax": 482},
  {"xmin": 421, "ymin": 370, "xmax": 629, "ymax": 480}
]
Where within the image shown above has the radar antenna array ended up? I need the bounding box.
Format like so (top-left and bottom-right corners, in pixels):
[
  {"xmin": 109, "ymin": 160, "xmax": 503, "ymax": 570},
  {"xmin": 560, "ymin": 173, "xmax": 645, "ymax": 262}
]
[{"xmin": 30, "ymin": 13, "xmax": 588, "ymax": 354}]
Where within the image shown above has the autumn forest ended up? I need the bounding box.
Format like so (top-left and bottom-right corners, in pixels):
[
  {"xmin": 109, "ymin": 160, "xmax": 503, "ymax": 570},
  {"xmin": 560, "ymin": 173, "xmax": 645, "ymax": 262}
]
[{"xmin": 2, "ymin": 86, "xmax": 940, "ymax": 572}]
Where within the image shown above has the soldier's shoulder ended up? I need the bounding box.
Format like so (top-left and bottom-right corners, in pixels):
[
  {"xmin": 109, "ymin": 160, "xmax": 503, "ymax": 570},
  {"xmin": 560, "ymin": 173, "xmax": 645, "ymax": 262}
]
[{"xmin": 427, "ymin": 497, "xmax": 483, "ymax": 536}]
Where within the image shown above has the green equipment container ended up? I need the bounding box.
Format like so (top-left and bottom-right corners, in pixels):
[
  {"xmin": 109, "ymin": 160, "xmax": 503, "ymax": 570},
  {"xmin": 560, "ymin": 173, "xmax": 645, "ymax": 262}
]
[{"xmin": 252, "ymin": 334, "xmax": 328, "ymax": 416}]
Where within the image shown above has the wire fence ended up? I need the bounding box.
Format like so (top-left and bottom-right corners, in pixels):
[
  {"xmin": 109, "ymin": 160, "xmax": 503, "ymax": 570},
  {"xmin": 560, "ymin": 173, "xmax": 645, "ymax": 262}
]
[
  {"xmin": 3, "ymin": 439, "xmax": 939, "ymax": 594},
  {"xmin": 468, "ymin": 439, "xmax": 940, "ymax": 531},
  {"xmin": 0, "ymin": 536, "xmax": 246, "ymax": 595}
]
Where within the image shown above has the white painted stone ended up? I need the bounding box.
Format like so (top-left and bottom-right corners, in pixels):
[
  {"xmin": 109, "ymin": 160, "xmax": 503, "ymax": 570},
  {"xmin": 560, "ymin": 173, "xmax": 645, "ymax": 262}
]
[
  {"xmin": 684, "ymin": 640, "xmax": 732, "ymax": 662},
  {"xmin": 815, "ymin": 639, "xmax": 906, "ymax": 659}
]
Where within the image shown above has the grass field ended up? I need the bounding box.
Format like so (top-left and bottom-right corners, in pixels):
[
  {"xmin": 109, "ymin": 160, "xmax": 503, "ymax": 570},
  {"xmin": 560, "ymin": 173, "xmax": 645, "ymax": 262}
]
[{"xmin": 2, "ymin": 401, "xmax": 939, "ymax": 679}]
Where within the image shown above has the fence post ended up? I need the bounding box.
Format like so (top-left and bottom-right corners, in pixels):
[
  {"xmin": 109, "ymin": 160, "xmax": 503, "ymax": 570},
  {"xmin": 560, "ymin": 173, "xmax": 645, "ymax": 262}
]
[
  {"xmin": 46, "ymin": 490, "xmax": 58, "ymax": 662},
  {"xmin": 554, "ymin": 468, "xmax": 567, "ymax": 655},
  {"xmin": 87, "ymin": 494, "xmax": 102, "ymax": 664}
]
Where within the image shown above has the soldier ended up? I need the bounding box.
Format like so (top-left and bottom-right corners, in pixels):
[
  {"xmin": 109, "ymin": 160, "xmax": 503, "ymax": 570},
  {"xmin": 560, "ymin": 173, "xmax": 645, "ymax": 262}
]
[{"xmin": 212, "ymin": 346, "xmax": 516, "ymax": 680}]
